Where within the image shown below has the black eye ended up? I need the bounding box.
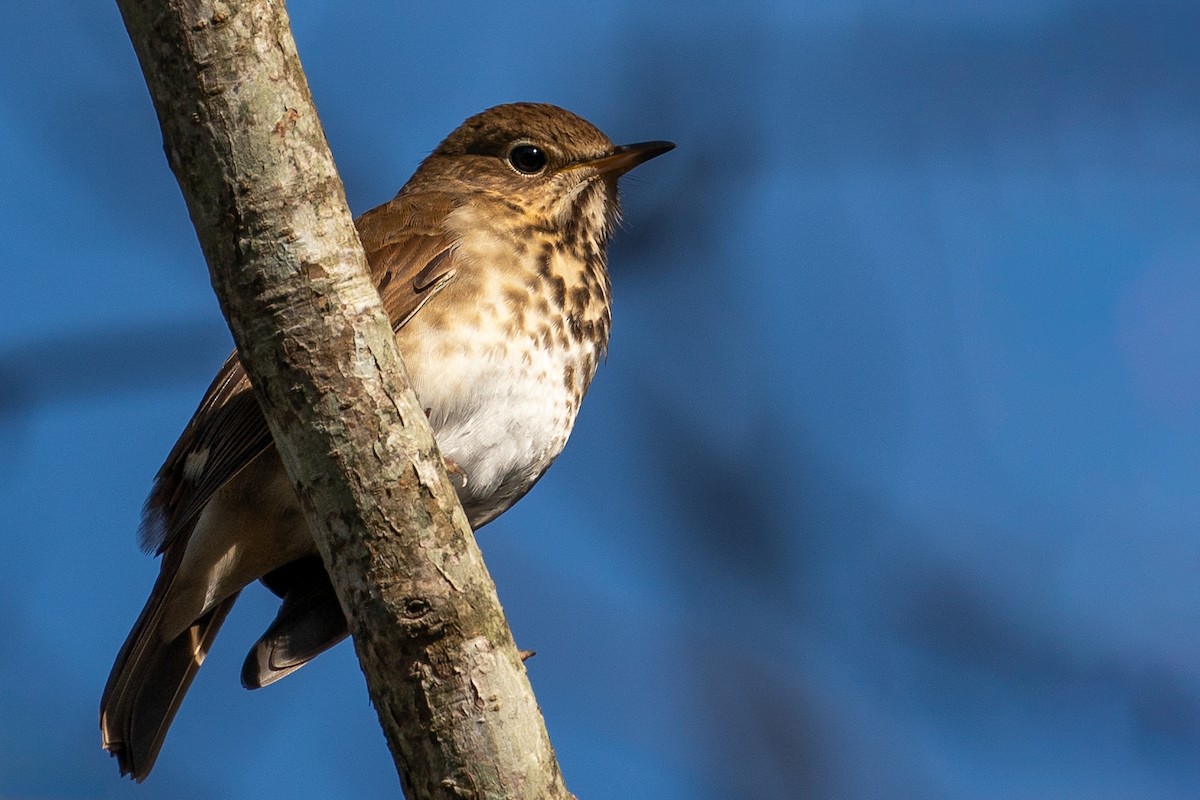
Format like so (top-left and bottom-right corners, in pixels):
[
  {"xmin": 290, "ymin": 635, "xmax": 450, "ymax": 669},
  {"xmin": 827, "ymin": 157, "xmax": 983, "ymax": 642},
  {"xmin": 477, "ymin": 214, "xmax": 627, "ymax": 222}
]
[{"xmin": 508, "ymin": 144, "xmax": 547, "ymax": 174}]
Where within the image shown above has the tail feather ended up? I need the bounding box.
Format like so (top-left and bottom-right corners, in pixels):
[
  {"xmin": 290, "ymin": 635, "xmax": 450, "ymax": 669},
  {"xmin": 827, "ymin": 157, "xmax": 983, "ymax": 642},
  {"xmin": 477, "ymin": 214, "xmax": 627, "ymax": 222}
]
[
  {"xmin": 100, "ymin": 565, "xmax": 239, "ymax": 781},
  {"xmin": 242, "ymin": 556, "xmax": 349, "ymax": 689}
]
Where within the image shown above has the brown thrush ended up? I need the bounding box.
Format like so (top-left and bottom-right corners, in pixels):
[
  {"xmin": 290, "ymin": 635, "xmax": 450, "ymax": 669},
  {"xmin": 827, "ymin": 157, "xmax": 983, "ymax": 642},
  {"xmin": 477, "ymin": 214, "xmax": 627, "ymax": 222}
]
[{"xmin": 100, "ymin": 102, "xmax": 673, "ymax": 780}]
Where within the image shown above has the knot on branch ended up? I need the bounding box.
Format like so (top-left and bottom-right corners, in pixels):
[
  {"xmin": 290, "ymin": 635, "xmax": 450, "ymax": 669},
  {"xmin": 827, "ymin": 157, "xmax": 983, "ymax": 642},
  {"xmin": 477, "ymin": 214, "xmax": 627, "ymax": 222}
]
[
  {"xmin": 390, "ymin": 594, "xmax": 444, "ymax": 640},
  {"xmin": 403, "ymin": 596, "xmax": 431, "ymax": 619}
]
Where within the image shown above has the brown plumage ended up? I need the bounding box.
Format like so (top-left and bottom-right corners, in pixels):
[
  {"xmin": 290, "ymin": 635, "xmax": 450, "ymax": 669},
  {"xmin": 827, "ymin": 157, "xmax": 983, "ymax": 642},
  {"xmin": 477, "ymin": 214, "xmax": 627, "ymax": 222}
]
[{"xmin": 100, "ymin": 102, "xmax": 672, "ymax": 780}]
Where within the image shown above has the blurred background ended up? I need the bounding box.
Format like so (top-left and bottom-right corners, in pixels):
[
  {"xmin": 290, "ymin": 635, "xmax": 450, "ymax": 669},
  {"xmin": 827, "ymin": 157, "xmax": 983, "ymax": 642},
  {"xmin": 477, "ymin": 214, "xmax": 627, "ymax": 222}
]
[{"xmin": 2, "ymin": 1, "xmax": 1198, "ymax": 798}]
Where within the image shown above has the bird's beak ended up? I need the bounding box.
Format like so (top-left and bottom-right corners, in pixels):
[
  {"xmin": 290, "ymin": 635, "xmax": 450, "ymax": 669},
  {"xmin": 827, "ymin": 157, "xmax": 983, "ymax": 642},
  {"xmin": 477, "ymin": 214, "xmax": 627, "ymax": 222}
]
[{"xmin": 574, "ymin": 141, "xmax": 675, "ymax": 177}]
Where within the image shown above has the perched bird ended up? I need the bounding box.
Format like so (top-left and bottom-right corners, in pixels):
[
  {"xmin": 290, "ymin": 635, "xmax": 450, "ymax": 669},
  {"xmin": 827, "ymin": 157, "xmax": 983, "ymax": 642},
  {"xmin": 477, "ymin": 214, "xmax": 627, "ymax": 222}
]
[{"xmin": 100, "ymin": 102, "xmax": 673, "ymax": 780}]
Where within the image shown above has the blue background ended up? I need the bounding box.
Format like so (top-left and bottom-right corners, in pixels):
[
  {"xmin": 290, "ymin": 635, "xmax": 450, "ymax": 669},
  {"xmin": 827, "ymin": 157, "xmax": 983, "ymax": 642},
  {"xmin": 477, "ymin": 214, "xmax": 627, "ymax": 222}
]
[{"xmin": 2, "ymin": 1, "xmax": 1199, "ymax": 798}]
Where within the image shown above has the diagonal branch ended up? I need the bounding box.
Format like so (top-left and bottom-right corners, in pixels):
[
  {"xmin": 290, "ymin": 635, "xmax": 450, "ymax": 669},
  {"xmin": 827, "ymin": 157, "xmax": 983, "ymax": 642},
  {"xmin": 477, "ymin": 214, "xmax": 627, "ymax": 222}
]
[{"xmin": 114, "ymin": 0, "xmax": 574, "ymax": 796}]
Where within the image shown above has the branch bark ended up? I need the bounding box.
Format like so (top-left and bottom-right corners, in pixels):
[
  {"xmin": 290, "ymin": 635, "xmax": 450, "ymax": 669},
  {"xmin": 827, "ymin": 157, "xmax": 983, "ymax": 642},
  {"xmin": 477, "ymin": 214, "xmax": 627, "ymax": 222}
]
[{"xmin": 114, "ymin": 1, "xmax": 573, "ymax": 797}]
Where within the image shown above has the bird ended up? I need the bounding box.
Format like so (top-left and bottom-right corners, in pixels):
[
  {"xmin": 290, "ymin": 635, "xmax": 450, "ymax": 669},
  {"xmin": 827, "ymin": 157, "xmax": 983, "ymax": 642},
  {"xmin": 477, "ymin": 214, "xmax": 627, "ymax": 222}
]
[{"xmin": 99, "ymin": 102, "xmax": 673, "ymax": 781}]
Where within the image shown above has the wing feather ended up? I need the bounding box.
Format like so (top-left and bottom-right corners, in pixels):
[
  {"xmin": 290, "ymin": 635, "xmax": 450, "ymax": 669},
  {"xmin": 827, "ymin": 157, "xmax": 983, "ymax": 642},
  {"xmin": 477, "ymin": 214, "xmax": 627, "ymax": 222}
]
[{"xmin": 139, "ymin": 191, "xmax": 460, "ymax": 555}]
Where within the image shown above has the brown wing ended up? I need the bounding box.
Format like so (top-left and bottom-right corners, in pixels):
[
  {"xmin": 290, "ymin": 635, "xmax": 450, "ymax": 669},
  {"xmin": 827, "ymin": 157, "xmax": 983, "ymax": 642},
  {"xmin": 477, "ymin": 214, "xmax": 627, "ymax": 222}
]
[
  {"xmin": 359, "ymin": 191, "xmax": 460, "ymax": 331},
  {"xmin": 139, "ymin": 190, "xmax": 460, "ymax": 556},
  {"xmin": 138, "ymin": 355, "xmax": 261, "ymax": 553}
]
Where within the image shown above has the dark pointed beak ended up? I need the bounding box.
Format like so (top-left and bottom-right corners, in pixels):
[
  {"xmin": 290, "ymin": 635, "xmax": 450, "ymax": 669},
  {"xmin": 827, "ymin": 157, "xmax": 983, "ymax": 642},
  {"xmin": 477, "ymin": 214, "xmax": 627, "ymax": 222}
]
[{"xmin": 576, "ymin": 140, "xmax": 675, "ymax": 177}]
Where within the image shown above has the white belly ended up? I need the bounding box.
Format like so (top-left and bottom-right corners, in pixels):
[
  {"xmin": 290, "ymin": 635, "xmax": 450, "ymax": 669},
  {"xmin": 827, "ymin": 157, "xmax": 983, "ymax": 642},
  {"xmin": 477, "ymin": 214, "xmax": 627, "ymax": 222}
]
[{"xmin": 405, "ymin": 327, "xmax": 594, "ymax": 528}]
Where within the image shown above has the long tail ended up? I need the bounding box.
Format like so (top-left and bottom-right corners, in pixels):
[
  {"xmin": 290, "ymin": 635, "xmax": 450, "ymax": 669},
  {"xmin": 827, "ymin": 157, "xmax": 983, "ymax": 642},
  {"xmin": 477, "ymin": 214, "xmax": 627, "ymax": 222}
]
[{"xmin": 100, "ymin": 551, "xmax": 238, "ymax": 782}]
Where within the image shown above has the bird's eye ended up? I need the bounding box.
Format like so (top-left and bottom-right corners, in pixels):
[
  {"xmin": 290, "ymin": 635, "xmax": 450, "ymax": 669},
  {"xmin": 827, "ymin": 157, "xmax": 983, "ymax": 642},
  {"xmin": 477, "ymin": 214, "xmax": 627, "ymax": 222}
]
[{"xmin": 508, "ymin": 144, "xmax": 547, "ymax": 174}]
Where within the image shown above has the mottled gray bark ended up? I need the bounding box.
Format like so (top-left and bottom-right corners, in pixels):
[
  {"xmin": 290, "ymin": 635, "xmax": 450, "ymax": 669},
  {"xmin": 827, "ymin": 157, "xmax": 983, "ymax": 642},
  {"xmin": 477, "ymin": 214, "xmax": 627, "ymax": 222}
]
[{"xmin": 114, "ymin": 1, "xmax": 574, "ymax": 797}]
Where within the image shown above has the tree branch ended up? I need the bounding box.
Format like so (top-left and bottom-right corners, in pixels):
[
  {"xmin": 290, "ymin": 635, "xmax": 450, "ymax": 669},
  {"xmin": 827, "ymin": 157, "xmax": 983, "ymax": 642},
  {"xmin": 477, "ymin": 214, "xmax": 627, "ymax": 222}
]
[{"xmin": 114, "ymin": 0, "xmax": 574, "ymax": 796}]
